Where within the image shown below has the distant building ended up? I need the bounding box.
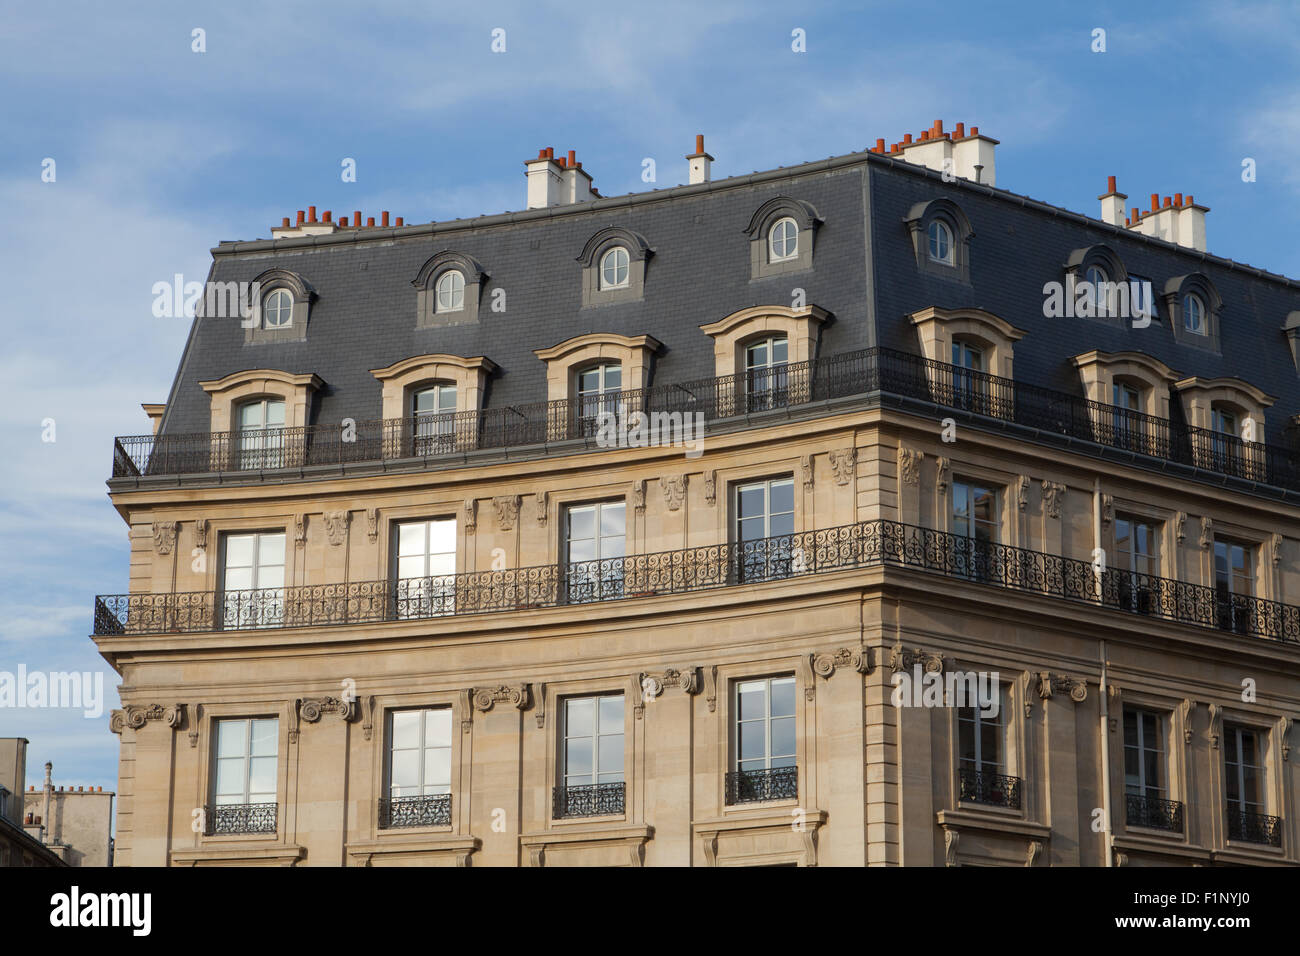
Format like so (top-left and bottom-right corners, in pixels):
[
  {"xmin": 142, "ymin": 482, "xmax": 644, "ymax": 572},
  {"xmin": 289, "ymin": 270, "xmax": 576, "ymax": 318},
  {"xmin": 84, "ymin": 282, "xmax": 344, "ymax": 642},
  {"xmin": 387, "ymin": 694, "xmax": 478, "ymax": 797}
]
[
  {"xmin": 22, "ymin": 761, "xmax": 115, "ymax": 867},
  {"xmin": 0, "ymin": 738, "xmax": 63, "ymax": 866}
]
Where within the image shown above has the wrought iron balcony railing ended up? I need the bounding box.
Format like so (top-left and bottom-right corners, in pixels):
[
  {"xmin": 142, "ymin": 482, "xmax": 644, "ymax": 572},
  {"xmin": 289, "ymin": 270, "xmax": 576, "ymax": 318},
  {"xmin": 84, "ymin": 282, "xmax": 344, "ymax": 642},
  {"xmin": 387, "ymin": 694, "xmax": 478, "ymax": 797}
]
[
  {"xmin": 1226, "ymin": 808, "xmax": 1283, "ymax": 847},
  {"xmin": 205, "ymin": 802, "xmax": 277, "ymax": 836},
  {"xmin": 725, "ymin": 766, "xmax": 799, "ymax": 805},
  {"xmin": 93, "ymin": 519, "xmax": 1300, "ymax": 643},
  {"xmin": 958, "ymin": 768, "xmax": 1022, "ymax": 809},
  {"xmin": 552, "ymin": 782, "xmax": 626, "ymax": 819},
  {"xmin": 109, "ymin": 347, "xmax": 1300, "ymax": 494},
  {"xmin": 378, "ymin": 794, "xmax": 452, "ymax": 829},
  {"xmin": 1125, "ymin": 792, "xmax": 1185, "ymax": 833}
]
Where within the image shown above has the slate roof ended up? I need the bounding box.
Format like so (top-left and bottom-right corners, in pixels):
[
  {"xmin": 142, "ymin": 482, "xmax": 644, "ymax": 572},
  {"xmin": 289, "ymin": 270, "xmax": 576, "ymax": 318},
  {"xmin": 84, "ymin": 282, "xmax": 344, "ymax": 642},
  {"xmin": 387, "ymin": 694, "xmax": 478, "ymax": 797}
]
[{"xmin": 158, "ymin": 147, "xmax": 1300, "ymax": 444}]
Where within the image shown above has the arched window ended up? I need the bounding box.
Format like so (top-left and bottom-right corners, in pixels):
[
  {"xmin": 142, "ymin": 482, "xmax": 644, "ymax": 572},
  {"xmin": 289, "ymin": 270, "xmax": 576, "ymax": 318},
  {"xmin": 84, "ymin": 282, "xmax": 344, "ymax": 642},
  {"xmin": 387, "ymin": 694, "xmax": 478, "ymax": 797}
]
[
  {"xmin": 262, "ymin": 289, "xmax": 293, "ymax": 329},
  {"xmin": 769, "ymin": 217, "xmax": 798, "ymax": 262},
  {"xmin": 1183, "ymin": 293, "xmax": 1206, "ymax": 334},
  {"xmin": 236, "ymin": 397, "xmax": 287, "ymax": 468},
  {"xmin": 412, "ymin": 383, "xmax": 457, "ymax": 454},
  {"xmin": 436, "ymin": 271, "xmax": 465, "ymax": 313},
  {"xmin": 600, "ymin": 247, "xmax": 630, "ymax": 290},
  {"xmin": 744, "ymin": 335, "xmax": 789, "ymax": 412},
  {"xmin": 928, "ymin": 220, "xmax": 954, "ymax": 265}
]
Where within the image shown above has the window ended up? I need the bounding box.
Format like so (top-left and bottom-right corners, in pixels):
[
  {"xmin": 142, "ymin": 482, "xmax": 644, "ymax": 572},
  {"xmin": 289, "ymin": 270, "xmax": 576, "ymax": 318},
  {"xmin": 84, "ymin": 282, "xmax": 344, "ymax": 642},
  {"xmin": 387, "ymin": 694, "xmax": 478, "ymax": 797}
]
[
  {"xmin": 952, "ymin": 480, "xmax": 997, "ymax": 581},
  {"xmin": 221, "ymin": 532, "xmax": 285, "ymax": 629},
  {"xmin": 768, "ymin": 217, "xmax": 798, "ymax": 262},
  {"xmin": 1224, "ymin": 725, "xmax": 1277, "ymax": 845},
  {"xmin": 600, "ymin": 247, "xmax": 630, "ymax": 290},
  {"xmin": 555, "ymin": 695, "xmax": 625, "ymax": 818},
  {"xmin": 235, "ymin": 398, "xmax": 287, "ymax": 469},
  {"xmin": 262, "ymin": 289, "xmax": 293, "ymax": 329},
  {"xmin": 1114, "ymin": 516, "xmax": 1157, "ymax": 614},
  {"xmin": 744, "ymin": 335, "xmax": 790, "ymax": 412},
  {"xmin": 1111, "ymin": 382, "xmax": 1142, "ymax": 450},
  {"xmin": 957, "ymin": 689, "xmax": 1017, "ymax": 807},
  {"xmin": 949, "ymin": 340, "xmax": 988, "ymax": 413},
  {"xmin": 1124, "ymin": 709, "xmax": 1181, "ymax": 831},
  {"xmin": 393, "ymin": 518, "xmax": 457, "ymax": 618},
  {"xmin": 435, "ymin": 271, "xmax": 465, "ymax": 313},
  {"xmin": 412, "ymin": 383, "xmax": 457, "ymax": 455},
  {"xmin": 928, "ymin": 219, "xmax": 954, "ymax": 265},
  {"xmin": 382, "ymin": 708, "xmax": 452, "ymax": 828},
  {"xmin": 735, "ymin": 477, "xmax": 795, "ymax": 583},
  {"xmin": 1085, "ymin": 264, "xmax": 1108, "ymax": 288},
  {"xmin": 728, "ymin": 676, "xmax": 797, "ymax": 804},
  {"xmin": 1183, "ymin": 292, "xmax": 1206, "ymax": 334},
  {"xmin": 575, "ymin": 362, "xmax": 622, "ymax": 435},
  {"xmin": 211, "ymin": 718, "xmax": 278, "ymax": 834},
  {"xmin": 1214, "ymin": 539, "xmax": 1253, "ymax": 635},
  {"xmin": 563, "ymin": 501, "xmax": 625, "ymax": 603}
]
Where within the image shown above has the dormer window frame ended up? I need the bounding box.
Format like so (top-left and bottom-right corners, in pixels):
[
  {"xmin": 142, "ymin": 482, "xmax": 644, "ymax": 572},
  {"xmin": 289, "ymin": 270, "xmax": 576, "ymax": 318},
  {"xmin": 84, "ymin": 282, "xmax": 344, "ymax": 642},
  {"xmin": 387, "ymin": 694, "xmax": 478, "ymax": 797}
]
[
  {"xmin": 745, "ymin": 197, "xmax": 820, "ymax": 279},
  {"xmin": 904, "ymin": 198, "xmax": 973, "ymax": 283},
  {"xmin": 413, "ymin": 252, "xmax": 487, "ymax": 330},
  {"xmin": 579, "ymin": 228, "xmax": 652, "ymax": 307},
  {"xmin": 1164, "ymin": 273, "xmax": 1223, "ymax": 351},
  {"xmin": 1064, "ymin": 245, "xmax": 1131, "ymax": 325},
  {"xmin": 242, "ymin": 269, "xmax": 314, "ymax": 344}
]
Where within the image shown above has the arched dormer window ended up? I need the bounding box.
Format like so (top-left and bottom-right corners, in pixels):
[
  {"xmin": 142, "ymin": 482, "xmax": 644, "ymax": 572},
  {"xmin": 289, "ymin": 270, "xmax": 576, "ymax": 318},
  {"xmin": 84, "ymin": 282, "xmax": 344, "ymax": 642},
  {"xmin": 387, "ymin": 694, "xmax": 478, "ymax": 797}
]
[
  {"xmin": 197, "ymin": 369, "xmax": 323, "ymax": 470},
  {"xmin": 1164, "ymin": 273, "xmax": 1223, "ymax": 350},
  {"xmin": 1172, "ymin": 375, "xmax": 1275, "ymax": 475},
  {"xmin": 578, "ymin": 227, "xmax": 652, "ymax": 306},
  {"xmin": 699, "ymin": 304, "xmax": 829, "ymax": 415},
  {"xmin": 371, "ymin": 355, "xmax": 497, "ymax": 452},
  {"xmin": 242, "ymin": 269, "xmax": 315, "ymax": 344},
  {"xmin": 534, "ymin": 333, "xmax": 660, "ymax": 405},
  {"xmin": 412, "ymin": 252, "xmax": 487, "ymax": 329},
  {"xmin": 1064, "ymin": 245, "xmax": 1133, "ymax": 324},
  {"xmin": 904, "ymin": 198, "xmax": 973, "ymax": 282},
  {"xmin": 744, "ymin": 196, "xmax": 821, "ymax": 278}
]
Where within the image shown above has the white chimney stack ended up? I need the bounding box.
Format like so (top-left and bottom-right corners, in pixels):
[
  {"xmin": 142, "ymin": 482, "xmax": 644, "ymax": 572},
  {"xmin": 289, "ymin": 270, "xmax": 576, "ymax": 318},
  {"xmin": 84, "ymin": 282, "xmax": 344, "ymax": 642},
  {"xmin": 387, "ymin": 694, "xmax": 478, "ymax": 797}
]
[
  {"xmin": 1098, "ymin": 176, "xmax": 1127, "ymax": 226},
  {"xmin": 876, "ymin": 121, "xmax": 997, "ymax": 186},
  {"xmin": 686, "ymin": 134, "xmax": 713, "ymax": 185},
  {"xmin": 561, "ymin": 149, "xmax": 595, "ymax": 204},
  {"xmin": 1124, "ymin": 191, "xmax": 1208, "ymax": 252},
  {"xmin": 525, "ymin": 147, "xmax": 564, "ymax": 209}
]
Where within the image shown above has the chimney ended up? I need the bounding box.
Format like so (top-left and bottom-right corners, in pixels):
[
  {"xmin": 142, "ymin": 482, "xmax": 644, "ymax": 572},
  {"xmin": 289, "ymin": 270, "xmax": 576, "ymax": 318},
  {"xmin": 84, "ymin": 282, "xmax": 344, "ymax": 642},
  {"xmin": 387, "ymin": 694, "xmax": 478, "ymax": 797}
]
[
  {"xmin": 1098, "ymin": 175, "xmax": 1127, "ymax": 226},
  {"xmin": 42, "ymin": 761, "xmax": 51, "ymax": 843},
  {"xmin": 1124, "ymin": 188, "xmax": 1209, "ymax": 251},
  {"xmin": 562, "ymin": 150, "xmax": 595, "ymax": 203},
  {"xmin": 893, "ymin": 121, "xmax": 998, "ymax": 186},
  {"xmin": 525, "ymin": 147, "xmax": 564, "ymax": 209},
  {"xmin": 686, "ymin": 134, "xmax": 714, "ymax": 185}
]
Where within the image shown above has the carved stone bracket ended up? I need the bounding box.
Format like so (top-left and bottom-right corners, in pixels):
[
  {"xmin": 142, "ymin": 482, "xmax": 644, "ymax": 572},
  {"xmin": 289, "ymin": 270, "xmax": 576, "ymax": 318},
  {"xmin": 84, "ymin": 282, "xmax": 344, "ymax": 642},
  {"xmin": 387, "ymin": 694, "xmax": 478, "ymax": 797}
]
[
  {"xmin": 362, "ymin": 696, "xmax": 377, "ymax": 741},
  {"xmin": 943, "ymin": 827, "xmax": 960, "ymax": 867},
  {"xmin": 1101, "ymin": 494, "xmax": 1114, "ymax": 527},
  {"xmin": 324, "ymin": 510, "xmax": 350, "ymax": 547},
  {"xmin": 631, "ymin": 480, "xmax": 646, "ymax": 513},
  {"xmin": 1037, "ymin": 672, "xmax": 1087, "ymax": 703},
  {"xmin": 1017, "ymin": 476, "xmax": 1030, "ymax": 511},
  {"xmin": 1040, "ymin": 481, "xmax": 1065, "ymax": 518},
  {"xmin": 660, "ymin": 475, "xmax": 686, "ymax": 511},
  {"xmin": 1207, "ymin": 703, "xmax": 1222, "ymax": 749},
  {"xmin": 464, "ymin": 499, "xmax": 478, "ymax": 533},
  {"xmin": 889, "ymin": 644, "xmax": 943, "ymax": 674},
  {"xmin": 1114, "ymin": 851, "xmax": 1129, "ymax": 867},
  {"xmin": 811, "ymin": 647, "xmax": 872, "ymax": 679},
  {"xmin": 1273, "ymin": 533, "xmax": 1284, "ymax": 567},
  {"xmin": 797, "ymin": 655, "xmax": 816, "ymax": 701},
  {"xmin": 535, "ymin": 683, "xmax": 547, "ymax": 728},
  {"xmin": 898, "ymin": 447, "xmax": 922, "ymax": 485},
  {"xmin": 188, "ymin": 704, "xmax": 202, "ymax": 748},
  {"xmin": 637, "ymin": 667, "xmax": 701, "ymax": 717},
  {"xmin": 110, "ymin": 703, "xmax": 184, "ymax": 735},
  {"xmin": 1175, "ymin": 511, "xmax": 1187, "ymax": 543},
  {"xmin": 534, "ymin": 492, "xmax": 548, "ymax": 526},
  {"xmin": 1281, "ymin": 716, "xmax": 1293, "ymax": 761},
  {"xmin": 471, "ymin": 684, "xmax": 531, "ymax": 713},
  {"xmin": 703, "ymin": 665, "xmax": 718, "ymax": 713},
  {"xmin": 1199, "ymin": 516, "xmax": 1213, "ymax": 550},
  {"xmin": 293, "ymin": 513, "xmax": 307, "ymax": 548},
  {"xmin": 1178, "ymin": 699, "xmax": 1194, "ymax": 744},
  {"xmin": 800, "ymin": 454, "xmax": 814, "ymax": 491},
  {"xmin": 193, "ymin": 519, "xmax": 209, "ymax": 550},
  {"xmin": 1026, "ymin": 840, "xmax": 1043, "ymax": 867},
  {"xmin": 493, "ymin": 496, "xmax": 520, "ymax": 532},
  {"xmin": 365, "ymin": 508, "xmax": 379, "ymax": 542},
  {"xmin": 936, "ymin": 456, "xmax": 951, "ymax": 495},
  {"xmin": 703, "ymin": 470, "xmax": 717, "ymax": 506},
  {"xmin": 298, "ymin": 696, "xmax": 355, "ymax": 725},
  {"xmin": 152, "ymin": 521, "xmax": 178, "ymax": 555},
  {"xmin": 829, "ymin": 448, "xmax": 856, "ymax": 486}
]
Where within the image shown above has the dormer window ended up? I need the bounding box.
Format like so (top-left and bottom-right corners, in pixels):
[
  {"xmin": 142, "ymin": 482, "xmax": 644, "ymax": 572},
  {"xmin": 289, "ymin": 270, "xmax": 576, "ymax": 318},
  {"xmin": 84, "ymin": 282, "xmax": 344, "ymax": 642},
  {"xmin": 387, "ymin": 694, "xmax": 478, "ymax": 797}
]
[
  {"xmin": 1183, "ymin": 293, "xmax": 1206, "ymax": 334},
  {"xmin": 262, "ymin": 289, "xmax": 293, "ymax": 329},
  {"xmin": 436, "ymin": 271, "xmax": 465, "ymax": 313},
  {"xmin": 599, "ymin": 247, "xmax": 630, "ymax": 290},
  {"xmin": 768, "ymin": 217, "xmax": 798, "ymax": 262},
  {"xmin": 927, "ymin": 220, "xmax": 954, "ymax": 265},
  {"xmin": 412, "ymin": 383, "xmax": 457, "ymax": 455}
]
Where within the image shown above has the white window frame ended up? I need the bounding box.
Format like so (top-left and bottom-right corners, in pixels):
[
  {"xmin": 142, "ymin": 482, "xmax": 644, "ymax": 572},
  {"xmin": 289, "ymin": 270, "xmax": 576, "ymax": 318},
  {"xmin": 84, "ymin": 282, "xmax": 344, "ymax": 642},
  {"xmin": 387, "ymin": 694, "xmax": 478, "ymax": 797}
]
[
  {"xmin": 213, "ymin": 717, "xmax": 278, "ymax": 806},
  {"xmin": 1123, "ymin": 708, "xmax": 1167, "ymax": 798},
  {"xmin": 560, "ymin": 694, "xmax": 626, "ymax": 789},
  {"xmin": 1183, "ymin": 292, "xmax": 1206, "ymax": 334},
  {"xmin": 435, "ymin": 270, "xmax": 465, "ymax": 313},
  {"xmin": 392, "ymin": 518, "xmax": 458, "ymax": 618},
  {"xmin": 599, "ymin": 247, "xmax": 630, "ymax": 290},
  {"xmin": 927, "ymin": 219, "xmax": 954, "ymax": 265},
  {"xmin": 732, "ymin": 676, "xmax": 797, "ymax": 773},
  {"xmin": 768, "ymin": 217, "xmax": 798, "ymax": 262},
  {"xmin": 262, "ymin": 289, "xmax": 293, "ymax": 329},
  {"xmin": 386, "ymin": 708, "xmax": 453, "ymax": 799},
  {"xmin": 220, "ymin": 531, "xmax": 286, "ymax": 629}
]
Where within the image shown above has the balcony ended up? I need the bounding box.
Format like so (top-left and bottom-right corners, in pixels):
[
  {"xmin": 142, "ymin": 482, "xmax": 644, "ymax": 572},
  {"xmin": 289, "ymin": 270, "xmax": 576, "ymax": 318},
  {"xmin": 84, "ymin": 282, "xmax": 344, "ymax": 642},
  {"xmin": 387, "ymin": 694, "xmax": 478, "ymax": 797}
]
[
  {"xmin": 93, "ymin": 519, "xmax": 1300, "ymax": 643},
  {"xmin": 725, "ymin": 766, "xmax": 798, "ymax": 805},
  {"xmin": 552, "ymin": 782, "xmax": 626, "ymax": 819},
  {"xmin": 1124, "ymin": 793, "xmax": 1185, "ymax": 833},
  {"xmin": 1226, "ymin": 808, "xmax": 1283, "ymax": 847},
  {"xmin": 109, "ymin": 347, "xmax": 1300, "ymax": 497},
  {"xmin": 205, "ymin": 802, "xmax": 277, "ymax": 836},
  {"xmin": 957, "ymin": 768, "xmax": 1022, "ymax": 809},
  {"xmin": 378, "ymin": 794, "xmax": 452, "ymax": 829}
]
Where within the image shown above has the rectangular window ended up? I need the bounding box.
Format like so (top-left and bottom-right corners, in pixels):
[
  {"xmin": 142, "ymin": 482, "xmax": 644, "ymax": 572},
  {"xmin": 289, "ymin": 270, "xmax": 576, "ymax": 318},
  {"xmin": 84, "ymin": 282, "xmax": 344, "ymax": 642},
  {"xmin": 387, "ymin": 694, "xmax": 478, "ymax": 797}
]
[
  {"xmin": 952, "ymin": 480, "xmax": 997, "ymax": 581},
  {"xmin": 1111, "ymin": 383, "xmax": 1144, "ymax": 451},
  {"xmin": 210, "ymin": 718, "xmax": 278, "ymax": 834},
  {"xmin": 382, "ymin": 708, "xmax": 452, "ymax": 828},
  {"xmin": 236, "ymin": 399, "xmax": 287, "ymax": 469},
  {"xmin": 950, "ymin": 341, "xmax": 989, "ymax": 414},
  {"xmin": 221, "ymin": 531, "xmax": 285, "ymax": 629},
  {"xmin": 957, "ymin": 689, "xmax": 1018, "ymax": 808},
  {"xmin": 412, "ymin": 384, "xmax": 457, "ymax": 455},
  {"xmin": 563, "ymin": 501, "xmax": 626, "ymax": 603},
  {"xmin": 393, "ymin": 518, "xmax": 457, "ymax": 618},
  {"xmin": 1122, "ymin": 708, "xmax": 1182, "ymax": 831},
  {"xmin": 1214, "ymin": 539, "xmax": 1253, "ymax": 634},
  {"xmin": 727, "ymin": 676, "xmax": 797, "ymax": 804},
  {"xmin": 1224, "ymin": 724, "xmax": 1277, "ymax": 845},
  {"xmin": 554, "ymin": 694, "xmax": 625, "ymax": 818},
  {"xmin": 734, "ymin": 477, "xmax": 795, "ymax": 583},
  {"xmin": 1114, "ymin": 516, "xmax": 1158, "ymax": 614},
  {"xmin": 744, "ymin": 336, "xmax": 789, "ymax": 412}
]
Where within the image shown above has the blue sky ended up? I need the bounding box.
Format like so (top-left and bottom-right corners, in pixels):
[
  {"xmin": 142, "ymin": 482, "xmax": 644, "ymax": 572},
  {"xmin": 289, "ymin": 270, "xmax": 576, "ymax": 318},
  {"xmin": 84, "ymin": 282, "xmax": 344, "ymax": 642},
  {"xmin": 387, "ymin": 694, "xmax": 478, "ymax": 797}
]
[{"xmin": 0, "ymin": 0, "xmax": 1297, "ymax": 794}]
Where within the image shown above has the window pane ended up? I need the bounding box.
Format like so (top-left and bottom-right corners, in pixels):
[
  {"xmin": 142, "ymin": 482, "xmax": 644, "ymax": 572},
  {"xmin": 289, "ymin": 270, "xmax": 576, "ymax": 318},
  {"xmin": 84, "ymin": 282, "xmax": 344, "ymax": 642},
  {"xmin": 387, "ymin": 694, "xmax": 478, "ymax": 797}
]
[
  {"xmin": 598, "ymin": 735, "xmax": 624, "ymax": 776},
  {"xmin": 265, "ymin": 401, "xmax": 285, "ymax": 426},
  {"xmin": 251, "ymin": 719, "xmax": 278, "ymax": 756},
  {"xmin": 565, "ymin": 739, "xmax": 593, "ymax": 779},
  {"xmin": 215, "ymin": 758, "xmax": 245, "ymax": 797},
  {"xmin": 738, "ymin": 721, "xmax": 766, "ymax": 761},
  {"xmin": 397, "ymin": 523, "xmax": 426, "ymax": 557},
  {"xmin": 771, "ymin": 716, "xmax": 795, "ymax": 758},
  {"xmin": 769, "ymin": 479, "xmax": 794, "ymax": 515},
  {"xmin": 598, "ymin": 696, "xmax": 623, "ymax": 733},
  {"xmin": 568, "ymin": 507, "xmax": 595, "ymax": 541},
  {"xmin": 217, "ymin": 720, "xmax": 246, "ymax": 758},
  {"xmin": 248, "ymin": 756, "xmax": 277, "ymax": 795},
  {"xmin": 424, "ymin": 748, "xmax": 451, "ymax": 789},
  {"xmin": 770, "ymin": 678, "xmax": 796, "ymax": 717},
  {"xmin": 225, "ymin": 535, "xmax": 254, "ymax": 568},
  {"xmin": 737, "ymin": 681, "xmax": 767, "ymax": 721},
  {"xmin": 391, "ymin": 711, "xmax": 420, "ymax": 750},
  {"xmin": 425, "ymin": 708, "xmax": 452, "ymax": 745},
  {"xmin": 390, "ymin": 750, "xmax": 419, "ymax": 790},
  {"xmin": 565, "ymin": 697, "xmax": 593, "ymax": 737},
  {"xmin": 600, "ymin": 503, "xmax": 626, "ymax": 538}
]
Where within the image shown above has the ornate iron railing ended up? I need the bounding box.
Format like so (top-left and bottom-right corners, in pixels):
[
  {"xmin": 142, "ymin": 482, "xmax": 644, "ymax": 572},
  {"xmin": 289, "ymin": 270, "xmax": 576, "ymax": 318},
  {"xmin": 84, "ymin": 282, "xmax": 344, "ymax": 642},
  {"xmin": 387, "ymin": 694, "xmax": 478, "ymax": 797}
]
[
  {"xmin": 378, "ymin": 794, "xmax": 452, "ymax": 829},
  {"xmin": 958, "ymin": 768, "xmax": 1022, "ymax": 809},
  {"xmin": 552, "ymin": 782, "xmax": 626, "ymax": 819},
  {"xmin": 93, "ymin": 519, "xmax": 1300, "ymax": 642},
  {"xmin": 725, "ymin": 766, "xmax": 798, "ymax": 805},
  {"xmin": 1227, "ymin": 808, "xmax": 1283, "ymax": 846},
  {"xmin": 1125, "ymin": 793, "xmax": 1185, "ymax": 832},
  {"xmin": 205, "ymin": 802, "xmax": 277, "ymax": 835},
  {"xmin": 109, "ymin": 346, "xmax": 1300, "ymax": 493}
]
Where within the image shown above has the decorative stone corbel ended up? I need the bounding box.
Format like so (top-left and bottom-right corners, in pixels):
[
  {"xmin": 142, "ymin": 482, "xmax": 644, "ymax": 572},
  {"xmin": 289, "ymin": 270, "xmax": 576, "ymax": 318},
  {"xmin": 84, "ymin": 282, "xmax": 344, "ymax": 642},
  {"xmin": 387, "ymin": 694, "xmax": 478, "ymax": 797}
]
[
  {"xmin": 811, "ymin": 647, "xmax": 872, "ymax": 679},
  {"xmin": 944, "ymin": 827, "xmax": 960, "ymax": 867},
  {"xmin": 1037, "ymin": 672, "xmax": 1087, "ymax": 703},
  {"xmin": 1199, "ymin": 516, "xmax": 1213, "ymax": 550},
  {"xmin": 493, "ymin": 496, "xmax": 520, "ymax": 532},
  {"xmin": 889, "ymin": 643, "xmax": 943, "ymax": 674},
  {"xmin": 1021, "ymin": 672, "xmax": 1035, "ymax": 717},
  {"xmin": 703, "ymin": 470, "xmax": 717, "ymax": 506},
  {"xmin": 471, "ymin": 684, "xmax": 531, "ymax": 713},
  {"xmin": 287, "ymin": 704, "xmax": 300, "ymax": 745},
  {"xmin": 701, "ymin": 831, "xmax": 719, "ymax": 867},
  {"xmin": 1026, "ymin": 841, "xmax": 1043, "ymax": 867},
  {"xmin": 534, "ymin": 492, "xmax": 548, "ymax": 526},
  {"xmin": 898, "ymin": 447, "xmax": 922, "ymax": 485},
  {"xmin": 365, "ymin": 508, "xmax": 379, "ymax": 542},
  {"xmin": 936, "ymin": 456, "xmax": 951, "ymax": 495},
  {"xmin": 829, "ymin": 448, "xmax": 856, "ymax": 486},
  {"xmin": 323, "ymin": 510, "xmax": 350, "ymax": 547},
  {"xmin": 1207, "ymin": 703, "xmax": 1222, "ymax": 749},
  {"xmin": 464, "ymin": 499, "xmax": 478, "ymax": 533},
  {"xmin": 800, "ymin": 454, "xmax": 814, "ymax": 491},
  {"xmin": 534, "ymin": 683, "xmax": 547, "ymax": 729},
  {"xmin": 193, "ymin": 519, "xmax": 209, "ymax": 550},
  {"xmin": 660, "ymin": 475, "xmax": 686, "ymax": 511},
  {"xmin": 1281, "ymin": 716, "xmax": 1293, "ymax": 761},
  {"xmin": 110, "ymin": 703, "xmax": 185, "ymax": 734},
  {"xmin": 1041, "ymin": 481, "xmax": 1065, "ymax": 518},
  {"xmin": 631, "ymin": 479, "xmax": 646, "ymax": 513},
  {"xmin": 797, "ymin": 655, "xmax": 816, "ymax": 701},
  {"xmin": 1017, "ymin": 476, "xmax": 1031, "ymax": 511},
  {"xmin": 188, "ymin": 704, "xmax": 201, "ymax": 748},
  {"xmin": 634, "ymin": 673, "xmax": 659, "ymax": 719},
  {"xmin": 1101, "ymin": 494, "xmax": 1114, "ymax": 527},
  {"xmin": 1273, "ymin": 533, "xmax": 1284, "ymax": 567},
  {"xmin": 704, "ymin": 665, "xmax": 718, "ymax": 713},
  {"xmin": 1175, "ymin": 511, "xmax": 1187, "ymax": 543},
  {"xmin": 1114, "ymin": 852, "xmax": 1129, "ymax": 867},
  {"xmin": 152, "ymin": 521, "xmax": 178, "ymax": 555},
  {"xmin": 1178, "ymin": 699, "xmax": 1194, "ymax": 744},
  {"xmin": 293, "ymin": 513, "xmax": 307, "ymax": 548},
  {"xmin": 298, "ymin": 696, "xmax": 355, "ymax": 725},
  {"xmin": 362, "ymin": 696, "xmax": 376, "ymax": 741}
]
